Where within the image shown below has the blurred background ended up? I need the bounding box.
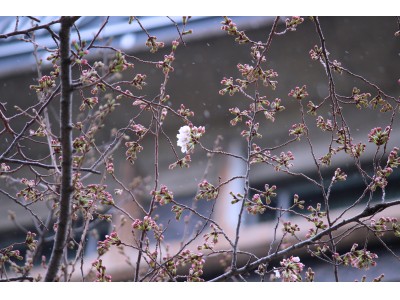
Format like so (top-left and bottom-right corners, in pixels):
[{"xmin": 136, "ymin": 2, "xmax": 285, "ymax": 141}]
[{"xmin": 0, "ymin": 16, "xmax": 399, "ymax": 281}]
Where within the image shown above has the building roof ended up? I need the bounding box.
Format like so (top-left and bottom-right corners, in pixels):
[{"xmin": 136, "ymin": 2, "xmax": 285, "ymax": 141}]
[{"xmin": 0, "ymin": 16, "xmax": 273, "ymax": 78}]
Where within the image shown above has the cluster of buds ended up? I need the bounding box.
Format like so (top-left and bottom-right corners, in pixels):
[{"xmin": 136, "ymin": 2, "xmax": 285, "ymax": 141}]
[
  {"xmin": 293, "ymin": 194, "xmax": 305, "ymax": 209},
  {"xmin": 132, "ymin": 99, "xmax": 150, "ymax": 114},
  {"xmin": 160, "ymin": 94, "xmax": 170, "ymax": 103},
  {"xmin": 275, "ymin": 256, "xmax": 305, "ymax": 282},
  {"xmin": 203, "ymin": 224, "xmax": 220, "ymax": 245},
  {"xmin": 305, "ymin": 267, "xmax": 315, "ymax": 282},
  {"xmin": 106, "ymin": 157, "xmax": 114, "ymax": 174},
  {"xmin": 306, "ymin": 228, "xmax": 317, "ymax": 238},
  {"xmin": 335, "ymin": 128, "xmax": 351, "ymax": 148},
  {"xmin": 316, "ymin": 116, "xmax": 333, "ymax": 131},
  {"xmin": 156, "ymin": 257, "xmax": 178, "ymax": 281},
  {"xmin": 308, "ymin": 203, "xmax": 326, "ymax": 219},
  {"xmin": 330, "ymin": 60, "xmax": 343, "ymax": 74},
  {"xmin": 72, "ymin": 194, "xmax": 94, "ymax": 219},
  {"xmin": 285, "ymin": 16, "xmax": 304, "ymax": 31},
  {"xmin": 25, "ymin": 231, "xmax": 38, "ymax": 252},
  {"xmin": 368, "ymin": 126, "xmax": 391, "ymax": 146},
  {"xmin": 289, "ymin": 123, "xmax": 307, "ymax": 139},
  {"xmin": 370, "ymin": 94, "xmax": 393, "ymax": 112},
  {"xmin": 283, "ymin": 221, "xmax": 300, "ymax": 235},
  {"xmin": 309, "ymin": 45, "xmax": 325, "ymax": 61},
  {"xmin": 272, "ymin": 151, "xmax": 295, "ymax": 170},
  {"xmin": 79, "ymin": 96, "xmax": 99, "ymax": 111},
  {"xmin": 340, "ymin": 244, "xmax": 378, "ymax": 270},
  {"xmin": 73, "ymin": 136, "xmax": 91, "ymax": 153},
  {"xmin": 80, "ymin": 69, "xmax": 97, "ymax": 86},
  {"xmin": 72, "ymin": 40, "xmax": 89, "ymax": 65},
  {"xmin": 46, "ymin": 49, "xmax": 60, "ymax": 64},
  {"xmin": 230, "ymin": 191, "xmax": 244, "ymax": 204},
  {"xmin": 197, "ymin": 241, "xmax": 215, "ymax": 251},
  {"xmin": 30, "ymin": 75, "xmax": 56, "ymax": 93},
  {"xmin": 229, "ymin": 107, "xmax": 244, "ymax": 126},
  {"xmin": 195, "ymin": 180, "xmax": 218, "ymax": 201},
  {"xmin": 245, "ymin": 193, "xmax": 267, "ymax": 215},
  {"xmin": 147, "ymin": 250, "xmax": 158, "ymax": 269},
  {"xmin": 131, "ymin": 123, "xmax": 147, "ymax": 138},
  {"xmin": 308, "ymin": 203, "xmax": 327, "ymax": 230},
  {"xmin": 152, "ymin": 185, "xmax": 174, "ymax": 206},
  {"xmin": 332, "ymin": 168, "xmax": 347, "ymax": 182},
  {"xmin": 307, "ymin": 101, "xmax": 319, "ymax": 116},
  {"xmin": 313, "ymin": 244, "xmax": 330, "ymax": 257},
  {"xmin": 0, "ymin": 246, "xmax": 23, "ymax": 266},
  {"xmin": 29, "ymin": 126, "xmax": 46, "ymax": 137},
  {"xmin": 92, "ymin": 259, "xmax": 112, "ymax": 282},
  {"xmin": 109, "ymin": 51, "xmax": 133, "ymax": 73},
  {"xmin": 156, "ymin": 54, "xmax": 175, "ymax": 74},
  {"xmin": 125, "ymin": 141, "xmax": 143, "ymax": 164},
  {"xmin": 97, "ymin": 231, "xmax": 121, "ymax": 256},
  {"xmin": 245, "ymin": 185, "xmax": 277, "ymax": 215},
  {"xmin": 94, "ymin": 98, "xmax": 119, "ymax": 121},
  {"xmin": 370, "ymin": 167, "xmax": 393, "ymax": 191},
  {"xmin": 132, "ymin": 216, "xmax": 163, "ymax": 241},
  {"xmin": 288, "ymin": 85, "xmax": 308, "ymax": 100},
  {"xmin": 199, "ymin": 224, "xmax": 221, "ymax": 251},
  {"xmin": 263, "ymin": 184, "xmax": 277, "ymax": 204},
  {"xmin": 250, "ymin": 42, "xmax": 266, "ymax": 62},
  {"xmin": 77, "ymin": 184, "xmax": 114, "ymax": 207},
  {"xmin": 160, "ymin": 108, "xmax": 168, "ymax": 123},
  {"xmin": 250, "ymin": 143, "xmax": 271, "ymax": 164},
  {"xmin": 262, "ymin": 68, "xmax": 279, "ymax": 89},
  {"xmin": 17, "ymin": 178, "xmax": 42, "ymax": 202},
  {"xmin": 130, "ymin": 73, "xmax": 147, "ymax": 89},
  {"xmin": 179, "ymin": 250, "xmax": 205, "ymax": 282},
  {"xmin": 220, "ymin": 17, "xmax": 250, "ymax": 44},
  {"xmin": 253, "ymin": 97, "xmax": 285, "ymax": 122},
  {"xmin": 370, "ymin": 217, "xmax": 397, "ymax": 237},
  {"xmin": 145, "ymin": 36, "xmax": 165, "ymax": 53},
  {"xmin": 392, "ymin": 220, "xmax": 400, "ymax": 237},
  {"xmin": 241, "ymin": 120, "xmax": 262, "ymax": 141},
  {"xmin": 98, "ymin": 214, "xmax": 112, "ymax": 222},
  {"xmin": 92, "ymin": 184, "xmax": 114, "ymax": 205},
  {"xmin": 349, "ymin": 142, "xmax": 366, "ymax": 159},
  {"xmin": 171, "ymin": 205, "xmax": 184, "ymax": 220},
  {"xmin": 0, "ymin": 163, "xmax": 10, "ymax": 173},
  {"xmin": 219, "ymin": 77, "xmax": 240, "ymax": 96},
  {"xmin": 169, "ymin": 154, "xmax": 191, "ymax": 169},
  {"xmin": 319, "ymin": 151, "xmax": 333, "ymax": 166},
  {"xmin": 237, "ymin": 63, "xmax": 278, "ymax": 89},
  {"xmin": 254, "ymin": 96, "xmax": 269, "ymax": 111},
  {"xmin": 387, "ymin": 147, "xmax": 400, "ymax": 168},
  {"xmin": 177, "ymin": 104, "xmax": 194, "ymax": 118},
  {"xmin": 352, "ymin": 87, "xmax": 371, "ymax": 109}
]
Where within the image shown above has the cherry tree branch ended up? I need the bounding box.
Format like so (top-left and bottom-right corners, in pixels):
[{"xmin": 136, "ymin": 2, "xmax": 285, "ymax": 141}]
[{"xmin": 210, "ymin": 199, "xmax": 400, "ymax": 281}]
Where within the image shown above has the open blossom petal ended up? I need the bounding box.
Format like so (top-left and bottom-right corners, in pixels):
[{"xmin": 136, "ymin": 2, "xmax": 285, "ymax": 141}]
[
  {"xmin": 177, "ymin": 126, "xmax": 191, "ymax": 153},
  {"xmin": 292, "ymin": 256, "xmax": 300, "ymax": 263},
  {"xmin": 274, "ymin": 268, "xmax": 281, "ymax": 278}
]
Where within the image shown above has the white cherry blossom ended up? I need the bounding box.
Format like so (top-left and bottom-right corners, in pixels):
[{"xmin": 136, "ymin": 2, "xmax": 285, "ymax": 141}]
[{"xmin": 177, "ymin": 125, "xmax": 191, "ymax": 153}]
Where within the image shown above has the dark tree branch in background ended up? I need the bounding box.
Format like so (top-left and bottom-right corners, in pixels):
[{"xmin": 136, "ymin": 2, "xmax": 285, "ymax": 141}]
[
  {"xmin": 0, "ymin": 18, "xmax": 63, "ymax": 39},
  {"xmin": 0, "ymin": 276, "xmax": 34, "ymax": 282},
  {"xmin": 1, "ymin": 157, "xmax": 100, "ymax": 174},
  {"xmin": 210, "ymin": 199, "xmax": 400, "ymax": 282},
  {"xmin": 44, "ymin": 16, "xmax": 80, "ymax": 282}
]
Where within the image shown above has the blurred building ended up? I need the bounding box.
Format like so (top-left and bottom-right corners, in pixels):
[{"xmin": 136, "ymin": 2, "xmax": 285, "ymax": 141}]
[{"xmin": 0, "ymin": 16, "xmax": 399, "ymax": 281}]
